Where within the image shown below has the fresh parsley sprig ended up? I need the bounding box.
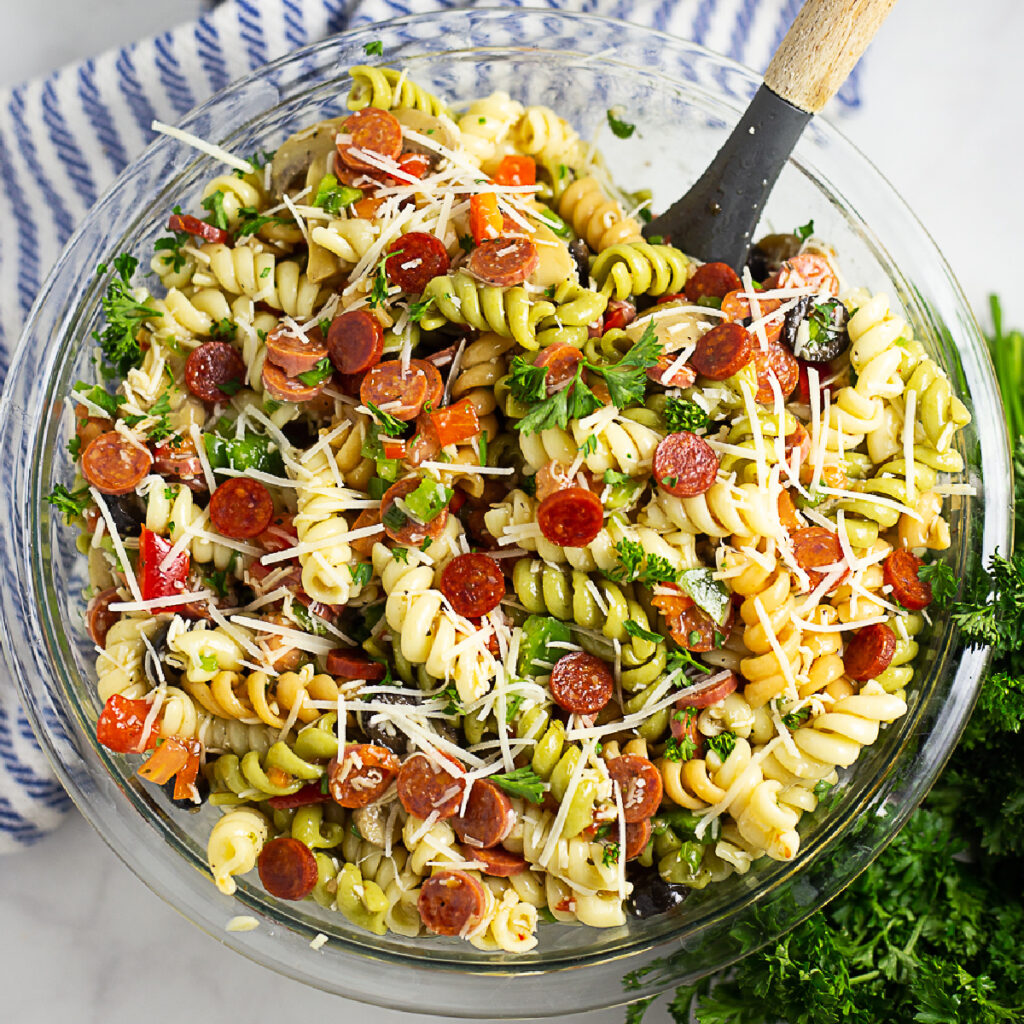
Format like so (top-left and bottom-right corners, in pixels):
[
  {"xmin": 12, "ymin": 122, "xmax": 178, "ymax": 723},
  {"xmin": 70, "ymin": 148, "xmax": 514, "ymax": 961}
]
[
  {"xmin": 606, "ymin": 108, "xmax": 636, "ymax": 139},
  {"xmin": 93, "ymin": 255, "xmax": 160, "ymax": 375},
  {"xmin": 603, "ymin": 538, "xmax": 681, "ymax": 587},
  {"xmin": 44, "ymin": 484, "xmax": 90, "ymax": 523}
]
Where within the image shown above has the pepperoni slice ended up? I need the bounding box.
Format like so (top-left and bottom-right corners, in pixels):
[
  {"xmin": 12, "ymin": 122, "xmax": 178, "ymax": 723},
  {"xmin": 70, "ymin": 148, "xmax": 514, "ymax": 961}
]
[
  {"xmin": 537, "ymin": 487, "xmax": 604, "ymax": 548},
  {"xmin": 386, "ymin": 232, "xmax": 451, "ymax": 295},
  {"xmin": 262, "ymin": 362, "xmax": 326, "ymax": 404},
  {"xmin": 152, "ymin": 436, "xmax": 203, "ymax": 483},
  {"xmin": 720, "ymin": 289, "xmax": 782, "ymax": 322},
  {"xmin": 549, "ymin": 650, "xmax": 614, "ymax": 715},
  {"xmin": 380, "ymin": 476, "xmax": 449, "ymax": 545},
  {"xmin": 440, "ymin": 553, "xmax": 506, "ymax": 618},
  {"xmin": 325, "ymin": 310, "xmax": 384, "ymax": 376},
  {"xmin": 882, "ymin": 549, "xmax": 933, "ymax": 611},
  {"xmin": 167, "ymin": 212, "xmax": 230, "ymax": 245},
  {"xmin": 86, "ymin": 588, "xmax": 121, "ymax": 647},
  {"xmin": 458, "ymin": 844, "xmax": 528, "ymax": 876},
  {"xmin": 675, "ymin": 671, "xmax": 739, "ymax": 709},
  {"xmin": 360, "ymin": 361, "xmax": 428, "ymax": 421},
  {"xmin": 396, "ymin": 752, "xmax": 466, "ymax": 819},
  {"xmin": 647, "ymin": 354, "xmax": 697, "ymax": 388},
  {"xmin": 257, "ymin": 836, "xmax": 319, "ymax": 901},
  {"xmin": 653, "ymin": 432, "xmax": 719, "ymax": 498},
  {"xmin": 452, "ymin": 779, "xmax": 515, "ymax": 849},
  {"xmin": 534, "ymin": 343, "xmax": 584, "ymax": 394},
  {"xmin": 843, "ymin": 622, "xmax": 897, "ymax": 682},
  {"xmin": 328, "ymin": 744, "xmax": 400, "ymax": 808},
  {"xmin": 266, "ymin": 323, "xmax": 327, "ymax": 378},
  {"xmin": 81, "ymin": 431, "xmax": 152, "ymax": 495},
  {"xmin": 185, "ymin": 341, "xmax": 246, "ymax": 403},
  {"xmin": 468, "ymin": 237, "xmax": 539, "ymax": 287},
  {"xmin": 684, "ymin": 262, "xmax": 743, "ymax": 303},
  {"xmin": 603, "ymin": 300, "xmax": 637, "ymax": 332},
  {"xmin": 209, "ymin": 477, "xmax": 274, "ymax": 539},
  {"xmin": 791, "ymin": 526, "xmax": 849, "ymax": 592},
  {"xmin": 625, "ymin": 818, "xmax": 652, "ymax": 861},
  {"xmin": 326, "ymin": 649, "xmax": 386, "ymax": 681},
  {"xmin": 777, "ymin": 254, "xmax": 839, "ymax": 296},
  {"xmin": 411, "ymin": 358, "xmax": 444, "ymax": 412},
  {"xmin": 606, "ymin": 754, "xmax": 663, "ymax": 823},
  {"xmin": 784, "ymin": 423, "xmax": 811, "ymax": 467},
  {"xmin": 653, "ymin": 591, "xmax": 733, "ymax": 653},
  {"xmin": 337, "ymin": 107, "xmax": 403, "ymax": 172},
  {"xmin": 753, "ymin": 343, "xmax": 800, "ymax": 403},
  {"xmin": 692, "ymin": 322, "xmax": 753, "ymax": 381},
  {"xmin": 418, "ymin": 869, "xmax": 488, "ymax": 936}
]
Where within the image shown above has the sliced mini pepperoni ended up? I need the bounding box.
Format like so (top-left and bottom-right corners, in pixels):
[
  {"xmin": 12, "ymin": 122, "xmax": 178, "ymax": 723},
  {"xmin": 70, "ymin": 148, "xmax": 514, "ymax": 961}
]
[
  {"xmin": 882, "ymin": 549, "xmax": 933, "ymax": 611},
  {"xmin": 458, "ymin": 844, "xmax": 528, "ymax": 876},
  {"xmin": 844, "ymin": 622, "xmax": 897, "ymax": 682},
  {"xmin": 81, "ymin": 432, "xmax": 153, "ymax": 495},
  {"xmin": 326, "ymin": 649, "xmax": 387, "ymax": 681},
  {"xmin": 624, "ymin": 818, "xmax": 652, "ymax": 861},
  {"xmin": 534, "ymin": 343, "xmax": 584, "ymax": 394},
  {"xmin": 411, "ymin": 358, "xmax": 444, "ymax": 412},
  {"xmin": 537, "ymin": 487, "xmax": 604, "ymax": 548},
  {"xmin": 403, "ymin": 412, "xmax": 441, "ymax": 467},
  {"xmin": 777, "ymin": 254, "xmax": 839, "ymax": 296},
  {"xmin": 328, "ymin": 744, "xmax": 400, "ymax": 808},
  {"xmin": 606, "ymin": 754, "xmax": 663, "ymax": 823},
  {"xmin": 753, "ymin": 342, "xmax": 800, "ymax": 403},
  {"xmin": 468, "ymin": 237, "xmax": 539, "ymax": 287},
  {"xmin": 261, "ymin": 362, "xmax": 325, "ymax": 404},
  {"xmin": 418, "ymin": 869, "xmax": 488, "ymax": 936},
  {"xmin": 684, "ymin": 262, "xmax": 742, "ymax": 302},
  {"xmin": 74, "ymin": 404, "xmax": 111, "ymax": 456},
  {"xmin": 266, "ymin": 323, "xmax": 327, "ymax": 378},
  {"xmin": 783, "ymin": 423, "xmax": 811, "ymax": 467},
  {"xmin": 337, "ymin": 107, "xmax": 403, "ymax": 172},
  {"xmin": 152, "ymin": 436, "xmax": 203, "ymax": 482},
  {"xmin": 440, "ymin": 553, "xmax": 506, "ymax": 618},
  {"xmin": 675, "ymin": 671, "xmax": 739, "ymax": 709},
  {"xmin": 670, "ymin": 703, "xmax": 705, "ymax": 758},
  {"xmin": 360, "ymin": 361, "xmax": 428, "ymax": 421},
  {"xmin": 452, "ymin": 779, "xmax": 515, "ymax": 849},
  {"xmin": 258, "ymin": 513, "xmax": 298, "ymax": 553},
  {"xmin": 720, "ymin": 289, "xmax": 782, "ymax": 322},
  {"xmin": 549, "ymin": 650, "xmax": 614, "ymax": 715},
  {"xmin": 185, "ymin": 341, "xmax": 246, "ymax": 403},
  {"xmin": 653, "ymin": 432, "xmax": 719, "ymax": 498},
  {"xmin": 257, "ymin": 836, "xmax": 319, "ymax": 901},
  {"xmin": 86, "ymin": 588, "xmax": 121, "ymax": 647},
  {"xmin": 647, "ymin": 354, "xmax": 697, "ymax": 389},
  {"xmin": 692, "ymin": 321, "xmax": 753, "ymax": 380},
  {"xmin": 326, "ymin": 310, "xmax": 384, "ymax": 376},
  {"xmin": 386, "ymin": 232, "xmax": 451, "ymax": 295},
  {"xmin": 791, "ymin": 526, "xmax": 849, "ymax": 592},
  {"xmin": 209, "ymin": 477, "xmax": 274, "ymax": 539},
  {"xmin": 380, "ymin": 476, "xmax": 449, "ymax": 546},
  {"xmin": 396, "ymin": 752, "xmax": 466, "ymax": 820},
  {"xmin": 653, "ymin": 591, "xmax": 733, "ymax": 653}
]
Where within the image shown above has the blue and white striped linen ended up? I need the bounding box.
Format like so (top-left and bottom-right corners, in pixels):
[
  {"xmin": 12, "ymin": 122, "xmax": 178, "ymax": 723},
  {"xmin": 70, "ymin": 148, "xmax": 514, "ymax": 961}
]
[{"xmin": 0, "ymin": 0, "xmax": 862, "ymax": 850}]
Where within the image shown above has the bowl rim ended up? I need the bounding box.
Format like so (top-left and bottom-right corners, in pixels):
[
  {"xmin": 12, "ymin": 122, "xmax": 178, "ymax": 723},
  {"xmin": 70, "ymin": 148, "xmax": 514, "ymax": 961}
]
[{"xmin": 0, "ymin": 6, "xmax": 1011, "ymax": 1015}]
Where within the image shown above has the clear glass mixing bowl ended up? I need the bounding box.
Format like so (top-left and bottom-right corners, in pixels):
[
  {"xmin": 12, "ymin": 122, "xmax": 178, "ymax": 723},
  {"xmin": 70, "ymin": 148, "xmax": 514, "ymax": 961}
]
[{"xmin": 0, "ymin": 9, "xmax": 1010, "ymax": 1018}]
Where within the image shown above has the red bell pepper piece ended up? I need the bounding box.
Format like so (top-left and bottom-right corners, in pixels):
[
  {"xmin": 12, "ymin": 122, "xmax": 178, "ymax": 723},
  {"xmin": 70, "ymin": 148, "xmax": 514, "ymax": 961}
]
[{"xmin": 138, "ymin": 526, "xmax": 191, "ymax": 609}]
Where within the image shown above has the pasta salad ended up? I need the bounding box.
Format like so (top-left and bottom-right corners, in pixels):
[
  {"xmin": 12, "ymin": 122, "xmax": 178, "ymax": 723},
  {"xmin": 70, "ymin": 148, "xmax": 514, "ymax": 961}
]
[{"xmin": 50, "ymin": 65, "xmax": 972, "ymax": 949}]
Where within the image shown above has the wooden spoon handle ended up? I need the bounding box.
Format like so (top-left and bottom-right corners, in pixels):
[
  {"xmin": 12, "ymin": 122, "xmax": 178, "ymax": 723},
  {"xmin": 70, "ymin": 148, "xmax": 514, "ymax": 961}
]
[{"xmin": 764, "ymin": 0, "xmax": 897, "ymax": 113}]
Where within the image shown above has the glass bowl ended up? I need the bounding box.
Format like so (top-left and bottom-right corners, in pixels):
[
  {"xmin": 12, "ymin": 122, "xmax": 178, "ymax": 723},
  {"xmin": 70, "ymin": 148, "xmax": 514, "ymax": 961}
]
[{"xmin": 0, "ymin": 9, "xmax": 1010, "ymax": 1018}]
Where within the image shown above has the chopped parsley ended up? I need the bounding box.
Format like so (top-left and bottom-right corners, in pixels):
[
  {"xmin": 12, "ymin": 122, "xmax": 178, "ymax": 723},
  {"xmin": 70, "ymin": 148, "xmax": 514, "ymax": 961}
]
[
  {"xmin": 490, "ymin": 766, "xmax": 546, "ymax": 804},
  {"xmin": 606, "ymin": 108, "xmax": 636, "ymax": 139},
  {"xmin": 93, "ymin": 255, "xmax": 159, "ymax": 375},
  {"xmin": 624, "ymin": 620, "xmax": 662, "ymax": 644},
  {"xmin": 349, "ymin": 563, "xmax": 373, "ymax": 587},
  {"xmin": 204, "ymin": 570, "xmax": 230, "ymax": 598},
  {"xmin": 515, "ymin": 360, "xmax": 601, "ymax": 435},
  {"xmin": 507, "ymin": 355, "xmax": 549, "ymax": 405},
  {"xmin": 706, "ymin": 731, "xmax": 736, "ymax": 760},
  {"xmin": 663, "ymin": 735, "xmax": 697, "ymax": 763},
  {"xmin": 200, "ymin": 190, "xmax": 229, "ymax": 232},
  {"xmin": 604, "ymin": 538, "xmax": 680, "ymax": 586},
  {"xmin": 458, "ymin": 234, "xmax": 475, "ymax": 254},
  {"xmin": 234, "ymin": 207, "xmax": 289, "ymax": 239},
  {"xmin": 601, "ymin": 842, "xmax": 620, "ymax": 867},
  {"xmin": 365, "ymin": 402, "xmax": 407, "ymax": 437},
  {"xmin": 363, "ymin": 40, "xmax": 384, "ymax": 56},
  {"xmin": 152, "ymin": 206, "xmax": 190, "ymax": 273},
  {"xmin": 666, "ymin": 649, "xmax": 712, "ymax": 675},
  {"xmin": 408, "ymin": 295, "xmax": 436, "ymax": 323},
  {"xmin": 782, "ymin": 705, "xmax": 812, "ymax": 729},
  {"xmin": 662, "ymin": 397, "xmax": 709, "ymax": 433},
  {"xmin": 73, "ymin": 382, "xmax": 124, "ymax": 419},
  {"xmin": 391, "ymin": 546, "xmax": 409, "ymax": 564},
  {"xmin": 44, "ymin": 484, "xmax": 90, "ymax": 523},
  {"xmin": 795, "ymin": 218, "xmax": 815, "ymax": 241},
  {"xmin": 209, "ymin": 318, "xmax": 238, "ymax": 341},
  {"xmin": 370, "ymin": 249, "xmax": 399, "ymax": 308}
]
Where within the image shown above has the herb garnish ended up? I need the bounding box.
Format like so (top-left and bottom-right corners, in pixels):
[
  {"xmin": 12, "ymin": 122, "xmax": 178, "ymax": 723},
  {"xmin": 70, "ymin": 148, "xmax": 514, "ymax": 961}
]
[{"xmin": 490, "ymin": 766, "xmax": 546, "ymax": 804}]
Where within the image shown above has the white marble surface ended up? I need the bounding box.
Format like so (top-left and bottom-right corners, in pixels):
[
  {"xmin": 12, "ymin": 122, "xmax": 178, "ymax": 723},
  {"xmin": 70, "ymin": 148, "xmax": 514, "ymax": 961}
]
[{"xmin": 2, "ymin": 2, "xmax": 1023, "ymax": 1023}]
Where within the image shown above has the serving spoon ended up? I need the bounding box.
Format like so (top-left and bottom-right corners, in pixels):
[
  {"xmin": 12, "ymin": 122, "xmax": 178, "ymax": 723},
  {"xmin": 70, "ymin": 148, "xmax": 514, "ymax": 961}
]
[{"xmin": 643, "ymin": 0, "xmax": 897, "ymax": 266}]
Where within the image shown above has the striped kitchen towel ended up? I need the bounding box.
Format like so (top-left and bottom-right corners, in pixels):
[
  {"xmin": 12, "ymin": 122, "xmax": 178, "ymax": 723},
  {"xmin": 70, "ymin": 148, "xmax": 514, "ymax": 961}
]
[{"xmin": 0, "ymin": 0, "xmax": 864, "ymax": 850}]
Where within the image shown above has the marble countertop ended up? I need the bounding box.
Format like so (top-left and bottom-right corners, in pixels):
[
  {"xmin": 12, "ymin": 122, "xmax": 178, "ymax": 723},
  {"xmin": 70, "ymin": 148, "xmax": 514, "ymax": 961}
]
[{"xmin": 2, "ymin": 2, "xmax": 1022, "ymax": 1023}]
